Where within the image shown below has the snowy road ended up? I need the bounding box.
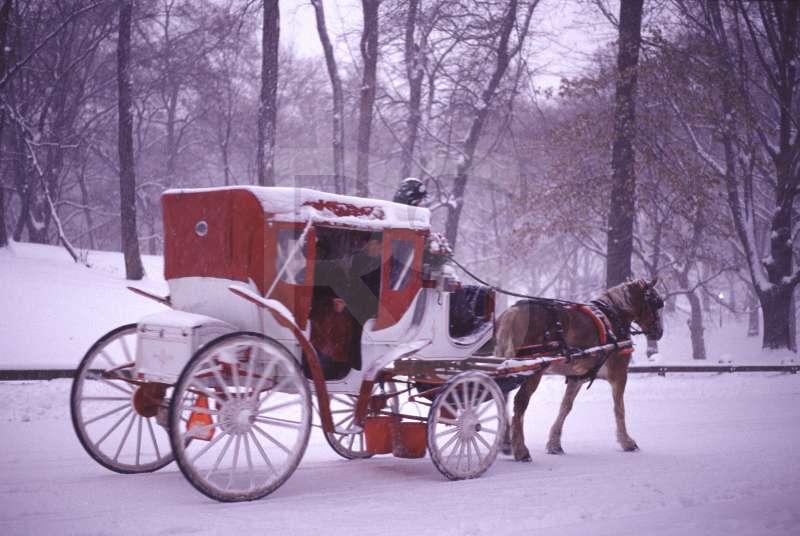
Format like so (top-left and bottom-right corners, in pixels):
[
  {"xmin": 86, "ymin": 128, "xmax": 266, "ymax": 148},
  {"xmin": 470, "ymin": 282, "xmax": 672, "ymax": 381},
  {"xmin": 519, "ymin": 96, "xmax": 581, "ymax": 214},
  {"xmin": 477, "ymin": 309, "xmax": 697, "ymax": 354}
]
[{"xmin": 1, "ymin": 374, "xmax": 799, "ymax": 536}]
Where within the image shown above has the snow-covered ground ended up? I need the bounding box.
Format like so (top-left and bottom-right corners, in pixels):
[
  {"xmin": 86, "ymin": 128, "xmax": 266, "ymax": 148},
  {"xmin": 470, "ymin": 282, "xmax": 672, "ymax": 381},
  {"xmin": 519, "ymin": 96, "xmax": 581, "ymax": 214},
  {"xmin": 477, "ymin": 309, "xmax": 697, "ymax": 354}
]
[
  {"xmin": 1, "ymin": 242, "xmax": 799, "ymax": 534},
  {"xmin": 1, "ymin": 374, "xmax": 798, "ymax": 535}
]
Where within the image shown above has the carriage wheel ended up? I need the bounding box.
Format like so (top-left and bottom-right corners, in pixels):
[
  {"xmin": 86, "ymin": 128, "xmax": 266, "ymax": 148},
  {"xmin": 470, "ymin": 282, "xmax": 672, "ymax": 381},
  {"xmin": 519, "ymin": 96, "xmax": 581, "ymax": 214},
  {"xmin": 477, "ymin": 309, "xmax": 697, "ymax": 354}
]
[
  {"xmin": 323, "ymin": 382, "xmax": 399, "ymax": 460},
  {"xmin": 71, "ymin": 324, "xmax": 174, "ymax": 474},
  {"xmin": 169, "ymin": 332, "xmax": 311, "ymax": 502},
  {"xmin": 427, "ymin": 371, "xmax": 506, "ymax": 480}
]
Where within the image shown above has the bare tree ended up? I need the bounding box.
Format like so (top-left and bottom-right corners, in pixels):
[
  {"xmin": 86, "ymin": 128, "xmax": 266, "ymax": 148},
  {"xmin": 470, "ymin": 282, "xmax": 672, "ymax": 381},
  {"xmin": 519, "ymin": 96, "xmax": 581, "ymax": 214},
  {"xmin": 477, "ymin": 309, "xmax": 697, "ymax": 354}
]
[
  {"xmin": 605, "ymin": 0, "xmax": 644, "ymax": 287},
  {"xmin": 355, "ymin": 0, "xmax": 380, "ymax": 197},
  {"xmin": 256, "ymin": 0, "xmax": 278, "ymax": 186},
  {"xmin": 311, "ymin": 0, "xmax": 345, "ymax": 194},
  {"xmin": 118, "ymin": 0, "xmax": 144, "ymax": 279},
  {"xmin": 444, "ymin": 0, "xmax": 538, "ymax": 249},
  {"xmin": 398, "ymin": 0, "xmax": 425, "ymax": 180}
]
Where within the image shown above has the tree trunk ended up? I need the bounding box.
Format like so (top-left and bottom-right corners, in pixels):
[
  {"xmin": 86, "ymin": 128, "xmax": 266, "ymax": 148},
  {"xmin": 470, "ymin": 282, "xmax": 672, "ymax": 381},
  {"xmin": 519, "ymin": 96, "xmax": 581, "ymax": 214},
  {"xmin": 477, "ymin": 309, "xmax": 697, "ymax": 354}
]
[
  {"xmin": 355, "ymin": 0, "xmax": 379, "ymax": 197},
  {"xmin": 747, "ymin": 291, "xmax": 759, "ymax": 337},
  {"xmin": 605, "ymin": 0, "xmax": 644, "ymax": 288},
  {"xmin": 399, "ymin": 0, "xmax": 423, "ymax": 180},
  {"xmin": 311, "ymin": 0, "xmax": 345, "ymax": 194},
  {"xmin": 0, "ymin": 0, "xmax": 9, "ymax": 247},
  {"xmin": 760, "ymin": 288, "xmax": 796, "ymax": 351},
  {"xmin": 686, "ymin": 289, "xmax": 707, "ymax": 360},
  {"xmin": 444, "ymin": 0, "xmax": 536, "ymax": 249},
  {"xmin": 256, "ymin": 0, "xmax": 279, "ymax": 187},
  {"xmin": 117, "ymin": 0, "xmax": 144, "ymax": 280}
]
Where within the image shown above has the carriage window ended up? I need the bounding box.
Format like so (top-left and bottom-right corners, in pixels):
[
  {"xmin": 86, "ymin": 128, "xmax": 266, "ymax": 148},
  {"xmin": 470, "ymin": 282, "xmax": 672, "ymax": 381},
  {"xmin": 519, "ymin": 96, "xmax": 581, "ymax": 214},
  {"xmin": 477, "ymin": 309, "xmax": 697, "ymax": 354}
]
[
  {"xmin": 276, "ymin": 228, "xmax": 308, "ymax": 285},
  {"xmin": 389, "ymin": 240, "xmax": 415, "ymax": 291}
]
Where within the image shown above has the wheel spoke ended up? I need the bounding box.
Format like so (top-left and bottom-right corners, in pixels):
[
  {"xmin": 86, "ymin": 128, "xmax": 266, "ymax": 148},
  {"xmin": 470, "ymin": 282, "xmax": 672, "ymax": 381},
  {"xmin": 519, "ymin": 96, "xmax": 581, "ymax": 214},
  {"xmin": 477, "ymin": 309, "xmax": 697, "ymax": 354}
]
[
  {"xmin": 187, "ymin": 383, "xmax": 225, "ymax": 405},
  {"xmin": 99, "ymin": 350, "xmax": 117, "ymax": 368},
  {"xmin": 207, "ymin": 433, "xmax": 234, "ymax": 479},
  {"xmin": 84, "ymin": 402, "xmax": 130, "ymax": 425},
  {"xmin": 437, "ymin": 428, "xmax": 460, "ymax": 454},
  {"xmin": 474, "ymin": 431, "xmax": 493, "ymax": 451},
  {"xmin": 119, "ymin": 336, "xmax": 134, "ymax": 364},
  {"xmin": 80, "ymin": 396, "xmax": 130, "ymax": 402},
  {"xmin": 98, "ymin": 377, "xmax": 133, "ymax": 395},
  {"xmin": 243, "ymin": 433, "xmax": 255, "ymax": 491},
  {"xmin": 113, "ymin": 412, "xmax": 136, "ymax": 461},
  {"xmin": 436, "ymin": 426, "xmax": 458, "ymax": 439},
  {"xmin": 146, "ymin": 417, "xmax": 162, "ymax": 460},
  {"xmin": 243, "ymin": 351, "xmax": 257, "ymax": 396},
  {"xmin": 254, "ymin": 416, "xmax": 304, "ymax": 430},
  {"xmin": 259, "ymin": 398, "xmax": 301, "ymax": 414},
  {"xmin": 94, "ymin": 408, "xmax": 133, "ymax": 447},
  {"xmin": 135, "ymin": 416, "xmax": 143, "ymax": 465},
  {"xmin": 248, "ymin": 430, "xmax": 277, "ymax": 475},
  {"xmin": 226, "ymin": 434, "xmax": 242, "ymax": 490},
  {"xmin": 253, "ymin": 424, "xmax": 292, "ymax": 455},
  {"xmin": 441, "ymin": 400, "xmax": 459, "ymax": 418},
  {"xmin": 190, "ymin": 428, "xmax": 227, "ymax": 463},
  {"xmin": 470, "ymin": 437, "xmax": 483, "ymax": 460},
  {"xmin": 181, "ymin": 404, "xmax": 219, "ymax": 416}
]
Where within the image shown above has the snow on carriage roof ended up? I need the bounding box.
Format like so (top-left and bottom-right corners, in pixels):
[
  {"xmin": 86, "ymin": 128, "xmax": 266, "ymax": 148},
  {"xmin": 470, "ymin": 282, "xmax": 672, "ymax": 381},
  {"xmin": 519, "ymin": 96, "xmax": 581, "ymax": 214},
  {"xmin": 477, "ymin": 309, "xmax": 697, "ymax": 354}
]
[{"xmin": 164, "ymin": 186, "xmax": 431, "ymax": 231}]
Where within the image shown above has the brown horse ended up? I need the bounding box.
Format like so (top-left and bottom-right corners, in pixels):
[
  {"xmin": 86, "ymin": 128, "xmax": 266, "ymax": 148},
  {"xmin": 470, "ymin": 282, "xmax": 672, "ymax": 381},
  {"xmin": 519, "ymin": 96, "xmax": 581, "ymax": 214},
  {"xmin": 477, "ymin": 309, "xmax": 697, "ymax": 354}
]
[{"xmin": 495, "ymin": 278, "xmax": 664, "ymax": 461}]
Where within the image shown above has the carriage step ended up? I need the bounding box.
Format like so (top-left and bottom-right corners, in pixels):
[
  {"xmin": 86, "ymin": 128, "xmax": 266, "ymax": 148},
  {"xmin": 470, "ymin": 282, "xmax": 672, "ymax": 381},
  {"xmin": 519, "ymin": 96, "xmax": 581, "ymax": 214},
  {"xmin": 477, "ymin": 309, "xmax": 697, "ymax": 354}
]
[{"xmin": 334, "ymin": 425, "xmax": 363, "ymax": 435}]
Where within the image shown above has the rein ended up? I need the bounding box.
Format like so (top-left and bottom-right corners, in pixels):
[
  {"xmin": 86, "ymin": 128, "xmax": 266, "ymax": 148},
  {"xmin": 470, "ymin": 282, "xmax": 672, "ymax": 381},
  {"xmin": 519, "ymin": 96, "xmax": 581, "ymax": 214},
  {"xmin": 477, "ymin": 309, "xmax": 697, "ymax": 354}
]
[{"xmin": 446, "ymin": 255, "xmax": 579, "ymax": 307}]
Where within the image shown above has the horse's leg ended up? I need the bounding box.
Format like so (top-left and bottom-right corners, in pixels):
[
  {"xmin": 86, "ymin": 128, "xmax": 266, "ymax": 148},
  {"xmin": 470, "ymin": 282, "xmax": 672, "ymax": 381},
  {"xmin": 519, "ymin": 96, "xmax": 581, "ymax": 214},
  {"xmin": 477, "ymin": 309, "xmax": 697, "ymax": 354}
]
[
  {"xmin": 608, "ymin": 364, "xmax": 638, "ymax": 451},
  {"xmin": 546, "ymin": 378, "xmax": 583, "ymax": 454},
  {"xmin": 501, "ymin": 391, "xmax": 512, "ymax": 455},
  {"xmin": 510, "ymin": 371, "xmax": 543, "ymax": 462}
]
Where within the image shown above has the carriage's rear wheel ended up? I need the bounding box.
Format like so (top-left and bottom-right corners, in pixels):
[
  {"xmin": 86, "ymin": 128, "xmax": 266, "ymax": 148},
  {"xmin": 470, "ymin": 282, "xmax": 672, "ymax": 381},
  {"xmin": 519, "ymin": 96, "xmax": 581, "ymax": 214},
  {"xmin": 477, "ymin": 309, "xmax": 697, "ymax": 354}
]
[
  {"xmin": 169, "ymin": 332, "xmax": 311, "ymax": 502},
  {"xmin": 427, "ymin": 371, "xmax": 506, "ymax": 480},
  {"xmin": 71, "ymin": 324, "xmax": 174, "ymax": 474}
]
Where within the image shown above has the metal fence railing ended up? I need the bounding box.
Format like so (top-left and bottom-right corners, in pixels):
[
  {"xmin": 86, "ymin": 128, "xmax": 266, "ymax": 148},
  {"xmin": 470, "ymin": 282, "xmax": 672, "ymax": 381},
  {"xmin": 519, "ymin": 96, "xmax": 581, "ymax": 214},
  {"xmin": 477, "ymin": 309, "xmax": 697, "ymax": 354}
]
[{"xmin": 1, "ymin": 364, "xmax": 798, "ymax": 381}]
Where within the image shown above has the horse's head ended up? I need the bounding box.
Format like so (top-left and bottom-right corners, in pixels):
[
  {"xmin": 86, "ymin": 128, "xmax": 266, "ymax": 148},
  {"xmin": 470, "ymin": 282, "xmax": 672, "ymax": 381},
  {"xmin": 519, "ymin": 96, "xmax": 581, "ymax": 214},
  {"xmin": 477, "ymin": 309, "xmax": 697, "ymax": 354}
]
[{"xmin": 628, "ymin": 278, "xmax": 664, "ymax": 340}]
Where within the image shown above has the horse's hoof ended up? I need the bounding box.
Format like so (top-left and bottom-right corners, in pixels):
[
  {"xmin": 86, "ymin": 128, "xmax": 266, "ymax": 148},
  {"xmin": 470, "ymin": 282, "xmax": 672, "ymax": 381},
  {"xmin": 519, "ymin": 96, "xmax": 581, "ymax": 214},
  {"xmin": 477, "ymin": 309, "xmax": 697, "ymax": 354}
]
[
  {"xmin": 513, "ymin": 449, "xmax": 532, "ymax": 462},
  {"xmin": 501, "ymin": 445, "xmax": 512, "ymax": 456},
  {"xmin": 621, "ymin": 440, "xmax": 639, "ymax": 452},
  {"xmin": 546, "ymin": 445, "xmax": 565, "ymax": 455}
]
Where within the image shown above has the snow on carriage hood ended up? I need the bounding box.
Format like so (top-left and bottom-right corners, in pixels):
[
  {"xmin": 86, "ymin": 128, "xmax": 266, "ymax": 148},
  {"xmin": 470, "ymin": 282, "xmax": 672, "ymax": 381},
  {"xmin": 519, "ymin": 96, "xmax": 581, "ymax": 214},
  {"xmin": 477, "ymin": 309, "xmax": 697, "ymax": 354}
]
[{"xmin": 163, "ymin": 186, "xmax": 431, "ymax": 231}]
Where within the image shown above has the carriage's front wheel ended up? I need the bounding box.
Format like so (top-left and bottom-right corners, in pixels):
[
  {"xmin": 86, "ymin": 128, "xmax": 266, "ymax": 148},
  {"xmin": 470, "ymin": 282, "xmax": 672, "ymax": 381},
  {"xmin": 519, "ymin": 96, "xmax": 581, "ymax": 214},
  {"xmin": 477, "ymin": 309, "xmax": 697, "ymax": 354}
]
[
  {"xmin": 71, "ymin": 324, "xmax": 174, "ymax": 474},
  {"xmin": 427, "ymin": 371, "xmax": 506, "ymax": 480},
  {"xmin": 169, "ymin": 332, "xmax": 311, "ymax": 502},
  {"xmin": 323, "ymin": 381, "xmax": 399, "ymax": 459}
]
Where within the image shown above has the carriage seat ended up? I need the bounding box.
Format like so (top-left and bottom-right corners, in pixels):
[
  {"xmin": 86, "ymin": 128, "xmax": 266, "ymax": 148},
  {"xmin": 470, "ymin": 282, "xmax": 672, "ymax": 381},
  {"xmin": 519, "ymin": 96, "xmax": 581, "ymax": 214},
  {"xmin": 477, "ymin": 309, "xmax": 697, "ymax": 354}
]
[{"xmin": 449, "ymin": 285, "xmax": 495, "ymax": 339}]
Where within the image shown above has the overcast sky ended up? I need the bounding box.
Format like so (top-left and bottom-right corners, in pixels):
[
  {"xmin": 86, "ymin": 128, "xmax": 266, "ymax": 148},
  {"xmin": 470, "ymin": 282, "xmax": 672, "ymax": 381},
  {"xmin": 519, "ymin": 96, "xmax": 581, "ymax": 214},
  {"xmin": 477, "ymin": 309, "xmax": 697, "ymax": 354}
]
[{"xmin": 278, "ymin": 0, "xmax": 618, "ymax": 91}]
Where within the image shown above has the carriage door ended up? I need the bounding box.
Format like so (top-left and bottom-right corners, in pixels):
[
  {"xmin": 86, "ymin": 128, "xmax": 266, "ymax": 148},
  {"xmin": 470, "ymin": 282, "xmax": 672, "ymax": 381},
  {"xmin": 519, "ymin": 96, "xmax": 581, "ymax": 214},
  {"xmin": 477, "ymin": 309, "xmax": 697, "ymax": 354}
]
[
  {"xmin": 267, "ymin": 222, "xmax": 316, "ymax": 330},
  {"xmin": 375, "ymin": 229, "xmax": 425, "ymax": 330}
]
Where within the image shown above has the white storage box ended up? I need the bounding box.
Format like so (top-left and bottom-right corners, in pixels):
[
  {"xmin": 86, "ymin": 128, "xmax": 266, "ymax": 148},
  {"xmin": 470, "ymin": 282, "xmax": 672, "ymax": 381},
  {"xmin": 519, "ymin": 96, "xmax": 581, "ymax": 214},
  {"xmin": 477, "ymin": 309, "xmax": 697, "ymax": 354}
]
[{"xmin": 135, "ymin": 310, "xmax": 235, "ymax": 383}]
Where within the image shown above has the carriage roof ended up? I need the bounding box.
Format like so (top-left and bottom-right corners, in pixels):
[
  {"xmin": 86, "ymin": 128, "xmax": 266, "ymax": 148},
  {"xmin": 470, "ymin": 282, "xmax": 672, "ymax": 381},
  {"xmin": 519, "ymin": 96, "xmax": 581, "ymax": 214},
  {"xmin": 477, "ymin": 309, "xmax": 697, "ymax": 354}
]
[{"xmin": 164, "ymin": 186, "xmax": 431, "ymax": 231}]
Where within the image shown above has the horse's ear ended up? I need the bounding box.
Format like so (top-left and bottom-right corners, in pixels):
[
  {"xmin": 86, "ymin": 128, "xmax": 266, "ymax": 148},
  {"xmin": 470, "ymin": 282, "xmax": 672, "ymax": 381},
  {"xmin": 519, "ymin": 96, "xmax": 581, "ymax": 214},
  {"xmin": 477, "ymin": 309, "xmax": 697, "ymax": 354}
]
[{"xmin": 648, "ymin": 277, "xmax": 659, "ymax": 289}]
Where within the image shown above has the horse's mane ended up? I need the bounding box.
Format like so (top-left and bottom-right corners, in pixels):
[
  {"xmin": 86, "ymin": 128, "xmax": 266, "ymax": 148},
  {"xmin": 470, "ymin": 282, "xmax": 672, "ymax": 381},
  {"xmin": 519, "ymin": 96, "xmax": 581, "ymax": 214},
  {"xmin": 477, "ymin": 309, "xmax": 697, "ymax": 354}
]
[{"xmin": 595, "ymin": 279, "xmax": 647, "ymax": 317}]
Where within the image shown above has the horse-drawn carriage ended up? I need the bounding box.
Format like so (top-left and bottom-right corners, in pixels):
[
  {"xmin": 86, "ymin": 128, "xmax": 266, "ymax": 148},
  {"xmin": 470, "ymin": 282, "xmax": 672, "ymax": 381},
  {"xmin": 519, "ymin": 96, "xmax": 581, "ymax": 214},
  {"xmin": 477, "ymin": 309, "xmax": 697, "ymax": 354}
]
[{"xmin": 70, "ymin": 186, "xmax": 653, "ymax": 502}]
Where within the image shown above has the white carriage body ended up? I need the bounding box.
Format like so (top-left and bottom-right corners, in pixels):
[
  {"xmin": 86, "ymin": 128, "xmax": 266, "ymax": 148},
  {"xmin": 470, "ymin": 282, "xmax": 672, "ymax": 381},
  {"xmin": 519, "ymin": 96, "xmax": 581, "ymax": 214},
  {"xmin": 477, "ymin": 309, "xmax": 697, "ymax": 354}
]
[{"xmin": 134, "ymin": 186, "xmax": 494, "ymax": 390}]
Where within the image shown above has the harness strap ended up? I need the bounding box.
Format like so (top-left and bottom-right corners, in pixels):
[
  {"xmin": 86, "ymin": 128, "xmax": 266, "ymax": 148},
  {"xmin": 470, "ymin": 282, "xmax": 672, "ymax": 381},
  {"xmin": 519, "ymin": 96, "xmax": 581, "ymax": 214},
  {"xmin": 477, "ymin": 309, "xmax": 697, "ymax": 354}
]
[{"xmin": 566, "ymin": 304, "xmax": 631, "ymax": 389}]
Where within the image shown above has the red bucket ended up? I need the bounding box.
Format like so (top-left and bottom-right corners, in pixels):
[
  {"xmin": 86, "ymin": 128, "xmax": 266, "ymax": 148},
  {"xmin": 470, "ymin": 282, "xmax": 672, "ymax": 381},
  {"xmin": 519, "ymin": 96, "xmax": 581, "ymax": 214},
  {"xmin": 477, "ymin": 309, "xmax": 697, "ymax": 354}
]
[
  {"xmin": 364, "ymin": 416, "xmax": 395, "ymax": 454},
  {"xmin": 392, "ymin": 421, "xmax": 427, "ymax": 459}
]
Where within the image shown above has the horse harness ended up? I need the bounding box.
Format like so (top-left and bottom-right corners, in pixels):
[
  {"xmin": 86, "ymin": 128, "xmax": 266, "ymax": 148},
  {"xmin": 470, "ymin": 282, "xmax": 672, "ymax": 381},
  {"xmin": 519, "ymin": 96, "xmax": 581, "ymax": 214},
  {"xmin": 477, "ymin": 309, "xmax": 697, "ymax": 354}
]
[{"xmin": 514, "ymin": 298, "xmax": 633, "ymax": 389}]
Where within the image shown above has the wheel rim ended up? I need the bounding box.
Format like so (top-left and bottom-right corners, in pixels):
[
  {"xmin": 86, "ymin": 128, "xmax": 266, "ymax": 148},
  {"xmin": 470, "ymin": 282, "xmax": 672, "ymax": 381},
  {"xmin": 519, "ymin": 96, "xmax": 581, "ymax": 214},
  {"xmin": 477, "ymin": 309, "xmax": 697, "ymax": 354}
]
[
  {"xmin": 428, "ymin": 372, "xmax": 506, "ymax": 480},
  {"xmin": 323, "ymin": 382, "xmax": 399, "ymax": 459},
  {"xmin": 71, "ymin": 324, "xmax": 174, "ymax": 474},
  {"xmin": 170, "ymin": 333, "xmax": 311, "ymax": 502}
]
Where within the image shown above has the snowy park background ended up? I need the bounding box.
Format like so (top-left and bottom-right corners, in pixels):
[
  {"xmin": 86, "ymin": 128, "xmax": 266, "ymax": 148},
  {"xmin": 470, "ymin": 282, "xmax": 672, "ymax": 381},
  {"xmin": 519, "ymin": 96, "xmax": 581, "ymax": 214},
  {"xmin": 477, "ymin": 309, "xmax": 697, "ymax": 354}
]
[
  {"xmin": 2, "ymin": 0, "xmax": 800, "ymax": 534},
  {"xmin": 1, "ymin": 240, "xmax": 799, "ymax": 536}
]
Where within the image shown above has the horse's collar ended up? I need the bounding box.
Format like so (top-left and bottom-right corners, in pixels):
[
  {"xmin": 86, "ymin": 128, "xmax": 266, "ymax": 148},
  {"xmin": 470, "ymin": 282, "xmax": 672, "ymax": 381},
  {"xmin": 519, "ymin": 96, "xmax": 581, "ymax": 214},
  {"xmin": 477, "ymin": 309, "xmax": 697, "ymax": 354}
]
[{"xmin": 589, "ymin": 299, "xmax": 631, "ymax": 341}]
